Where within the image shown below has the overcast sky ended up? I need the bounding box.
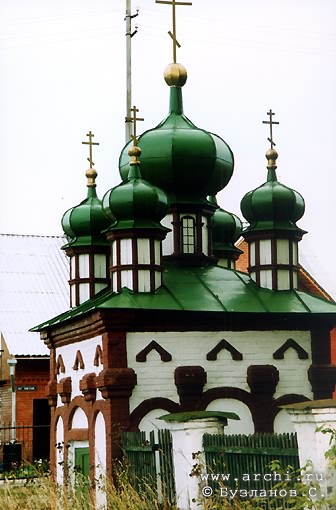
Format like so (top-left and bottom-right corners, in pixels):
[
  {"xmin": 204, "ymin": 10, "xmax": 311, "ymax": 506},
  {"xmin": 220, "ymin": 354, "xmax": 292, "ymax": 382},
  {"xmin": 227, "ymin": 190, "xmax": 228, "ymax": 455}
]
[{"xmin": 1, "ymin": 0, "xmax": 336, "ymax": 296}]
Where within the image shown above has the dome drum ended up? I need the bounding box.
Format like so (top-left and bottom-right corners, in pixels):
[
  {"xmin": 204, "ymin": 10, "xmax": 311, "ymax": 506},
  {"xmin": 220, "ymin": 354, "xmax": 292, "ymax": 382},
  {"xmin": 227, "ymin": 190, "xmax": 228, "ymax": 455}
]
[
  {"xmin": 66, "ymin": 246, "xmax": 110, "ymax": 307},
  {"xmin": 161, "ymin": 208, "xmax": 217, "ymax": 266},
  {"xmin": 108, "ymin": 235, "xmax": 164, "ymax": 293}
]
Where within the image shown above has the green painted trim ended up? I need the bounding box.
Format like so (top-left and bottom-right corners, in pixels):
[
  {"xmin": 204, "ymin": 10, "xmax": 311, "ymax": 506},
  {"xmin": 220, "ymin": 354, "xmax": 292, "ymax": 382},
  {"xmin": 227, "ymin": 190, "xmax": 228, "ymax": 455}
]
[{"xmin": 158, "ymin": 410, "xmax": 240, "ymax": 422}]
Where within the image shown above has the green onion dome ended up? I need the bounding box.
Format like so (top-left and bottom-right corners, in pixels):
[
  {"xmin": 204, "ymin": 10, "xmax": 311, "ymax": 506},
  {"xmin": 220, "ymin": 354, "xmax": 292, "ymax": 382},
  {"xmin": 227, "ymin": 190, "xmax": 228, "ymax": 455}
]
[
  {"xmin": 240, "ymin": 149, "xmax": 305, "ymax": 233},
  {"xmin": 119, "ymin": 63, "xmax": 234, "ymax": 205},
  {"xmin": 209, "ymin": 195, "xmax": 243, "ymax": 256},
  {"xmin": 103, "ymin": 146, "xmax": 169, "ymax": 231},
  {"xmin": 62, "ymin": 168, "xmax": 111, "ymax": 247}
]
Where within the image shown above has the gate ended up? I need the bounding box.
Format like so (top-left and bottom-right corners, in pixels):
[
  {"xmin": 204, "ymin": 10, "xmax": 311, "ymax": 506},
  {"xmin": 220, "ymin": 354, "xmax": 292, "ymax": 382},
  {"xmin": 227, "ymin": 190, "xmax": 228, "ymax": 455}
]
[
  {"xmin": 122, "ymin": 429, "xmax": 176, "ymax": 505},
  {"xmin": 203, "ymin": 432, "xmax": 300, "ymax": 508}
]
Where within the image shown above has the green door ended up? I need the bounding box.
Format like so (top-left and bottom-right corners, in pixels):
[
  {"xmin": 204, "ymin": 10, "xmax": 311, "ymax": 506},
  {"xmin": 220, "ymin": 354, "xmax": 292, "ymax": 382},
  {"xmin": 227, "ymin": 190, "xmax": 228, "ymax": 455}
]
[{"xmin": 74, "ymin": 447, "xmax": 90, "ymax": 508}]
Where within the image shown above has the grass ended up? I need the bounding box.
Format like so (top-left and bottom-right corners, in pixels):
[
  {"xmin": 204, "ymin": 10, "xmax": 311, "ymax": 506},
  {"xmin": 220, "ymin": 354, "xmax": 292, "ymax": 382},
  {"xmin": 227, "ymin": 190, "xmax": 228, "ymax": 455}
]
[
  {"xmin": 0, "ymin": 469, "xmax": 177, "ymax": 510},
  {"xmin": 0, "ymin": 455, "xmax": 335, "ymax": 510}
]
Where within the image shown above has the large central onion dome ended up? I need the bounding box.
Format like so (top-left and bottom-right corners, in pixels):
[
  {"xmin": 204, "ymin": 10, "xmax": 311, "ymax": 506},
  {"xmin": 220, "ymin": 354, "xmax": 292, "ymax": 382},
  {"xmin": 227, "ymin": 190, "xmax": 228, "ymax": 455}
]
[
  {"xmin": 119, "ymin": 63, "xmax": 234, "ymax": 205},
  {"xmin": 241, "ymin": 149, "xmax": 305, "ymax": 232}
]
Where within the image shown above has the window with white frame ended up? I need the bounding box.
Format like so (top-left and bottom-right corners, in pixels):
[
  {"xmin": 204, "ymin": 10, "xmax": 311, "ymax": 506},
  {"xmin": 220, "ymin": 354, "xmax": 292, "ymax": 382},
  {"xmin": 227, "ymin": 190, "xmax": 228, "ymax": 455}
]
[{"xmin": 181, "ymin": 216, "xmax": 195, "ymax": 253}]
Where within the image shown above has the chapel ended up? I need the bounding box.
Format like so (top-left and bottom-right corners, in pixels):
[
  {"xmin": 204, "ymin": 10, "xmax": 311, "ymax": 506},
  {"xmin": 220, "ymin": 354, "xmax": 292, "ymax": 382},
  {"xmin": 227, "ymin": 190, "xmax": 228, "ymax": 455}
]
[{"xmin": 32, "ymin": 7, "xmax": 336, "ymax": 491}]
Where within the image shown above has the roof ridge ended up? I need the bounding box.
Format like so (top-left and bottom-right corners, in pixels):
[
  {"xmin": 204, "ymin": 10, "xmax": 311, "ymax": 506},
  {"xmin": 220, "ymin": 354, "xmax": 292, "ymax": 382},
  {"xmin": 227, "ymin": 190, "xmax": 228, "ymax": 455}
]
[{"xmin": 0, "ymin": 233, "xmax": 66, "ymax": 239}]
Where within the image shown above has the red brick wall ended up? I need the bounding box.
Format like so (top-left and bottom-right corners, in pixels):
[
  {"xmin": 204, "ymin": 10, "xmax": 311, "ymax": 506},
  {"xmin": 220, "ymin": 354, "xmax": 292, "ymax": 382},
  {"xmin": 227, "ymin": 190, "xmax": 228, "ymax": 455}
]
[
  {"xmin": 15, "ymin": 358, "xmax": 49, "ymax": 427},
  {"xmin": 236, "ymin": 239, "xmax": 249, "ymax": 273}
]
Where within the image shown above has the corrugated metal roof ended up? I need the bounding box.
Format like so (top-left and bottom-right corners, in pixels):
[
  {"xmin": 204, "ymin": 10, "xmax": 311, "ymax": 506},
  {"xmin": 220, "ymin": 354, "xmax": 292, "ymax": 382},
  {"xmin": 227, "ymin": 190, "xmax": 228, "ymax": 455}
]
[
  {"xmin": 0, "ymin": 234, "xmax": 69, "ymax": 355},
  {"xmin": 32, "ymin": 264, "xmax": 336, "ymax": 332}
]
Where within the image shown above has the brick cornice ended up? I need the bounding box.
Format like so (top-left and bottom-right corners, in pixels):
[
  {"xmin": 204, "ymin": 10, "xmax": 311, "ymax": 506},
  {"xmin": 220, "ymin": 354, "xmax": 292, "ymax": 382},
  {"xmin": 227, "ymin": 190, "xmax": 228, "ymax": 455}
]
[
  {"xmin": 42, "ymin": 309, "xmax": 336, "ymax": 349},
  {"xmin": 41, "ymin": 311, "xmax": 108, "ymax": 348}
]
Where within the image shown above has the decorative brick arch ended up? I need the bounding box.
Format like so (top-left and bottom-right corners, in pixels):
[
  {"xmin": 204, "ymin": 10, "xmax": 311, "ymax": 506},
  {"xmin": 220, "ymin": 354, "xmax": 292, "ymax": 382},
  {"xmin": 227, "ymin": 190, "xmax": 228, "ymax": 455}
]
[
  {"xmin": 135, "ymin": 340, "xmax": 172, "ymax": 362},
  {"xmin": 67, "ymin": 396, "xmax": 89, "ymax": 431},
  {"xmin": 129, "ymin": 398, "xmax": 180, "ymax": 431},
  {"xmin": 56, "ymin": 354, "xmax": 65, "ymax": 374},
  {"xmin": 273, "ymin": 394, "xmax": 311, "ymax": 419},
  {"xmin": 73, "ymin": 350, "xmax": 85, "ymax": 370},
  {"xmin": 273, "ymin": 339, "xmax": 309, "ymax": 360},
  {"xmin": 198, "ymin": 386, "xmax": 253, "ymax": 411},
  {"xmin": 93, "ymin": 345, "xmax": 103, "ymax": 367},
  {"xmin": 206, "ymin": 339, "xmax": 243, "ymax": 361}
]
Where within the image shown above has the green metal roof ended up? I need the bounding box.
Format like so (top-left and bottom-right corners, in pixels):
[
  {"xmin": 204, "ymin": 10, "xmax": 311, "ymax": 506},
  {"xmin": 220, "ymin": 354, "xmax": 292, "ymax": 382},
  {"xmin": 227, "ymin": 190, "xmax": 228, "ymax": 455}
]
[{"xmin": 31, "ymin": 264, "xmax": 336, "ymax": 331}]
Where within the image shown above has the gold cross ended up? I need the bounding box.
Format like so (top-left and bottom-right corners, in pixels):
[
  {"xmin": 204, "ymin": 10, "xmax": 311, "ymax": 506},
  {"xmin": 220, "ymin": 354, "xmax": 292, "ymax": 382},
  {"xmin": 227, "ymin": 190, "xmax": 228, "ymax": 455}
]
[
  {"xmin": 262, "ymin": 109, "xmax": 279, "ymax": 149},
  {"xmin": 82, "ymin": 131, "xmax": 99, "ymax": 167},
  {"xmin": 126, "ymin": 105, "xmax": 144, "ymax": 145},
  {"xmin": 156, "ymin": 0, "xmax": 192, "ymax": 64}
]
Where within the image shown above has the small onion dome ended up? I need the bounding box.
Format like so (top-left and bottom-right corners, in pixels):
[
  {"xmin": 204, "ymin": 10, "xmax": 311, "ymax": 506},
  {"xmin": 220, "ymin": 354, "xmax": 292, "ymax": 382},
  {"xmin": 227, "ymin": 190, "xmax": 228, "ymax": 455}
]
[
  {"xmin": 119, "ymin": 63, "xmax": 234, "ymax": 205},
  {"xmin": 62, "ymin": 168, "xmax": 111, "ymax": 247},
  {"xmin": 103, "ymin": 146, "xmax": 169, "ymax": 231},
  {"xmin": 209, "ymin": 196, "xmax": 243, "ymax": 256},
  {"xmin": 240, "ymin": 149, "xmax": 305, "ymax": 233}
]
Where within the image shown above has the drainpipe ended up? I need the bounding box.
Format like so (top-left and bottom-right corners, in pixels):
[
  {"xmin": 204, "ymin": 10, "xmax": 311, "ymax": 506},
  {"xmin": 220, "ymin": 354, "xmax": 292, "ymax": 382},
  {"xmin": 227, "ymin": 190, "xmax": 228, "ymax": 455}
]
[{"xmin": 7, "ymin": 358, "xmax": 17, "ymax": 443}]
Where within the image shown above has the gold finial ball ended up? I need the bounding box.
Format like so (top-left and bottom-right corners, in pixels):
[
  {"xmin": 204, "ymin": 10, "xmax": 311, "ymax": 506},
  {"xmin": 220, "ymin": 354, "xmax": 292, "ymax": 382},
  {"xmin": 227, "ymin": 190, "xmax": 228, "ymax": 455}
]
[
  {"xmin": 128, "ymin": 145, "xmax": 142, "ymax": 158},
  {"xmin": 164, "ymin": 63, "xmax": 187, "ymax": 87},
  {"xmin": 86, "ymin": 168, "xmax": 97, "ymax": 180},
  {"xmin": 266, "ymin": 148, "xmax": 278, "ymax": 161},
  {"xmin": 86, "ymin": 167, "xmax": 97, "ymax": 187}
]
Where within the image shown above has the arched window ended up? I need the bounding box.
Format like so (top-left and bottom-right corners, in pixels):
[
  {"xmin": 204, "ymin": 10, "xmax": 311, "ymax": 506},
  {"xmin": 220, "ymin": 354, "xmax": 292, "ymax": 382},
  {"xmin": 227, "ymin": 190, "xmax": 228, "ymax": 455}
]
[{"xmin": 181, "ymin": 216, "xmax": 195, "ymax": 254}]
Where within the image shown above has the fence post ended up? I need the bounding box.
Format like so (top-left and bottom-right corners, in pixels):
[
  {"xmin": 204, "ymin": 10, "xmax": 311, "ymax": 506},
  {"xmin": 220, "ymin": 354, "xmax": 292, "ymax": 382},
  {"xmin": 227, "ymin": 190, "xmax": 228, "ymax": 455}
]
[
  {"xmin": 159, "ymin": 410, "xmax": 239, "ymax": 510},
  {"xmin": 284, "ymin": 400, "xmax": 336, "ymax": 503}
]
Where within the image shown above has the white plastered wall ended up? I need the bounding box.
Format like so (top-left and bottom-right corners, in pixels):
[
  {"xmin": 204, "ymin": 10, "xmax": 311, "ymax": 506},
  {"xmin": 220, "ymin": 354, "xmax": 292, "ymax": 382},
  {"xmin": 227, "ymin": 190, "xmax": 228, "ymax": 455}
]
[{"xmin": 127, "ymin": 330, "xmax": 313, "ymax": 433}]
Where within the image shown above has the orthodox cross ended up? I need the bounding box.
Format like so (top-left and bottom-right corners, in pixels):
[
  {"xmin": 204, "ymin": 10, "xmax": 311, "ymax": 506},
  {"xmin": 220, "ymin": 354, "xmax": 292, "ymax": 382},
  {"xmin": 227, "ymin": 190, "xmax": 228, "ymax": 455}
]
[
  {"xmin": 82, "ymin": 131, "xmax": 99, "ymax": 167},
  {"xmin": 156, "ymin": 0, "xmax": 192, "ymax": 64},
  {"xmin": 262, "ymin": 109, "xmax": 279, "ymax": 149},
  {"xmin": 126, "ymin": 105, "xmax": 144, "ymax": 145}
]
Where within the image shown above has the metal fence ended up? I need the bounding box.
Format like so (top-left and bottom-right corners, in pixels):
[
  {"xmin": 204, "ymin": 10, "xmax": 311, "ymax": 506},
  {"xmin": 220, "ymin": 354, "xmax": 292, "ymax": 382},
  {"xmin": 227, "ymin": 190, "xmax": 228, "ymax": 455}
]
[{"xmin": 0, "ymin": 424, "xmax": 50, "ymax": 472}]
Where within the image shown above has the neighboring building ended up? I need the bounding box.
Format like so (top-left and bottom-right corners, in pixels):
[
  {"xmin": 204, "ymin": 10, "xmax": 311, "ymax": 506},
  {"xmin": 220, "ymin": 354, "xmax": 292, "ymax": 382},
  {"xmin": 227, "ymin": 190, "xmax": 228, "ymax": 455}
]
[
  {"xmin": 32, "ymin": 59, "xmax": 336, "ymax": 498},
  {"xmin": 0, "ymin": 234, "xmax": 69, "ymax": 464}
]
